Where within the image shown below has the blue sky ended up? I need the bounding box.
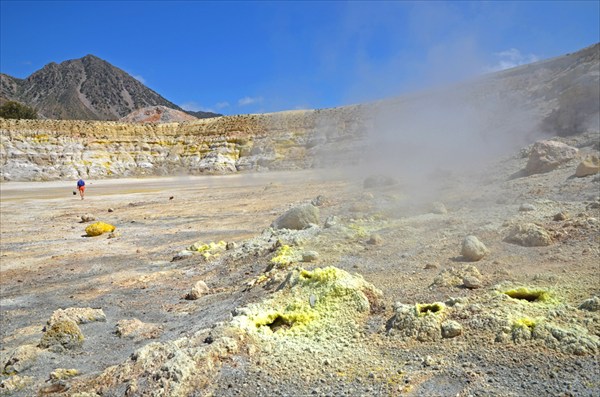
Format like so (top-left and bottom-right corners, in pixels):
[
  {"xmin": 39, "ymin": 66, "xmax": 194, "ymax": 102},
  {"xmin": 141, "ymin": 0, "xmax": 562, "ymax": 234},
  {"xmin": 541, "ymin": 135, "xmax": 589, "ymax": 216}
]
[{"xmin": 1, "ymin": 1, "xmax": 598, "ymax": 115}]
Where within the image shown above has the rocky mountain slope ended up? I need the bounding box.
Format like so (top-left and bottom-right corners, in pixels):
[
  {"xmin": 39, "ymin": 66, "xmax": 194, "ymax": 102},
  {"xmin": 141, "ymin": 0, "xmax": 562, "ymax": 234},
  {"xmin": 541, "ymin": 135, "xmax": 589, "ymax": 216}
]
[{"xmin": 0, "ymin": 55, "xmax": 220, "ymax": 121}]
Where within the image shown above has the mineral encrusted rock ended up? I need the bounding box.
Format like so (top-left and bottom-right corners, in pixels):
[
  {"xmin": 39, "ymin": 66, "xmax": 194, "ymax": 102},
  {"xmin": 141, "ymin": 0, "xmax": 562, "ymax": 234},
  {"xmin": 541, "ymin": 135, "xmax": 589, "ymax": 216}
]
[
  {"xmin": 431, "ymin": 265, "xmax": 483, "ymax": 288},
  {"xmin": 39, "ymin": 319, "xmax": 84, "ymax": 350},
  {"xmin": 48, "ymin": 307, "xmax": 106, "ymax": 326},
  {"xmin": 575, "ymin": 155, "xmax": 600, "ymax": 177},
  {"xmin": 115, "ymin": 318, "xmax": 162, "ymax": 340},
  {"xmin": 525, "ymin": 140, "xmax": 579, "ymax": 175},
  {"xmin": 505, "ymin": 223, "xmax": 553, "ymax": 247},
  {"xmin": 2, "ymin": 345, "xmax": 41, "ymax": 375},
  {"xmin": 85, "ymin": 221, "xmax": 116, "ymax": 237},
  {"xmin": 387, "ymin": 302, "xmax": 446, "ymax": 342}
]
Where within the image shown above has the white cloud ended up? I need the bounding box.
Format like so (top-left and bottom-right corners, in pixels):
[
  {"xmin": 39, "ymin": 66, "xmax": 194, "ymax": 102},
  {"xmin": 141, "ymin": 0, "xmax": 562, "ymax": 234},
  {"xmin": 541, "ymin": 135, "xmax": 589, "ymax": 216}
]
[
  {"xmin": 486, "ymin": 48, "xmax": 539, "ymax": 72},
  {"xmin": 215, "ymin": 101, "xmax": 230, "ymax": 109},
  {"xmin": 238, "ymin": 96, "xmax": 263, "ymax": 106},
  {"xmin": 180, "ymin": 101, "xmax": 214, "ymax": 113},
  {"xmin": 133, "ymin": 74, "xmax": 146, "ymax": 84}
]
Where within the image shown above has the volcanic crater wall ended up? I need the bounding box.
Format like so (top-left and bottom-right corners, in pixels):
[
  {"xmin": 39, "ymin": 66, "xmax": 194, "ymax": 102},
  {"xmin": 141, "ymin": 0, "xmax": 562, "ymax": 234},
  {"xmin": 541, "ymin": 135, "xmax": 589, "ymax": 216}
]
[{"xmin": 0, "ymin": 107, "xmax": 366, "ymax": 181}]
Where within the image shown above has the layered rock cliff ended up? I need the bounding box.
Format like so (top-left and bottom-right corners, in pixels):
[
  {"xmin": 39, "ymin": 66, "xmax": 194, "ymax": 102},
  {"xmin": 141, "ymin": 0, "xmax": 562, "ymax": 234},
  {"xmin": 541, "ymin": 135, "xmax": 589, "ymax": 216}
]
[{"xmin": 0, "ymin": 107, "xmax": 367, "ymax": 181}]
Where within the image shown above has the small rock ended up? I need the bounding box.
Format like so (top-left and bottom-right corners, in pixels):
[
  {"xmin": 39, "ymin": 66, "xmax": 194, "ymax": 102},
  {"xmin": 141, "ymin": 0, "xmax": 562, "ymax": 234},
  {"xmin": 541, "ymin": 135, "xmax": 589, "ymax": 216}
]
[
  {"xmin": 579, "ymin": 296, "xmax": 600, "ymax": 312},
  {"xmin": 80, "ymin": 213, "xmax": 96, "ymax": 222},
  {"xmin": 461, "ymin": 236, "xmax": 488, "ymax": 261},
  {"xmin": 309, "ymin": 294, "xmax": 317, "ymax": 308},
  {"xmin": 301, "ymin": 251, "xmax": 319, "ymax": 262},
  {"xmin": 553, "ymin": 212, "xmax": 569, "ymax": 221},
  {"xmin": 172, "ymin": 250, "xmax": 193, "ymax": 261},
  {"xmin": 441, "ymin": 321, "xmax": 463, "ymax": 338},
  {"xmin": 519, "ymin": 203, "xmax": 536, "ymax": 212},
  {"xmin": 367, "ymin": 234, "xmax": 383, "ymax": 245},
  {"xmin": 575, "ymin": 155, "xmax": 600, "ymax": 177},
  {"xmin": 186, "ymin": 280, "xmax": 210, "ymax": 300},
  {"xmin": 424, "ymin": 263, "xmax": 438, "ymax": 270},
  {"xmin": 108, "ymin": 208, "xmax": 114, "ymax": 212},
  {"xmin": 462, "ymin": 276, "xmax": 483, "ymax": 289},
  {"xmin": 324, "ymin": 215, "xmax": 338, "ymax": 228},
  {"xmin": 311, "ymin": 195, "xmax": 326, "ymax": 207},
  {"xmin": 226, "ymin": 242, "xmax": 237, "ymax": 250}
]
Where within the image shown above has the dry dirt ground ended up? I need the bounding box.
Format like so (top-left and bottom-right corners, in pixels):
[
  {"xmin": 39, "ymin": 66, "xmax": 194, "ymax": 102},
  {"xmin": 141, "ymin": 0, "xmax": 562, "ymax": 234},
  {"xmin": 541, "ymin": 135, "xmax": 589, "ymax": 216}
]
[{"xmin": 1, "ymin": 135, "xmax": 599, "ymax": 396}]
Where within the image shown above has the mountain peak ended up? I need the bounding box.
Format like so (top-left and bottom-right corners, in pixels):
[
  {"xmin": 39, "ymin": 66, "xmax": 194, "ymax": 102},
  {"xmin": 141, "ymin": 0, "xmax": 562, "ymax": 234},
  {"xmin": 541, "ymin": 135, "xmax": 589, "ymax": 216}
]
[{"xmin": 1, "ymin": 56, "xmax": 187, "ymax": 121}]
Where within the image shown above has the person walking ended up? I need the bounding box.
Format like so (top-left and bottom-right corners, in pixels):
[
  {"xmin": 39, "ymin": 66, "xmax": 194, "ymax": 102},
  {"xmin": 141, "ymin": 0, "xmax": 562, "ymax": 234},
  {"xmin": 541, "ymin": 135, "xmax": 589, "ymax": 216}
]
[{"xmin": 76, "ymin": 178, "xmax": 86, "ymax": 200}]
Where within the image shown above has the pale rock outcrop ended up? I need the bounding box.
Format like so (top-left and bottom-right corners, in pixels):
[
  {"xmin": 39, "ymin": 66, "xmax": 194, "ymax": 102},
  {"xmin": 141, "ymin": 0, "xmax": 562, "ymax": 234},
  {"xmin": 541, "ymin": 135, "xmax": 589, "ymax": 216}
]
[
  {"xmin": 0, "ymin": 107, "xmax": 365, "ymax": 181},
  {"xmin": 575, "ymin": 155, "xmax": 600, "ymax": 177},
  {"xmin": 525, "ymin": 140, "xmax": 579, "ymax": 175},
  {"xmin": 48, "ymin": 307, "xmax": 106, "ymax": 326},
  {"xmin": 3, "ymin": 345, "xmax": 41, "ymax": 375},
  {"xmin": 115, "ymin": 318, "xmax": 162, "ymax": 340},
  {"xmin": 505, "ymin": 223, "xmax": 553, "ymax": 247}
]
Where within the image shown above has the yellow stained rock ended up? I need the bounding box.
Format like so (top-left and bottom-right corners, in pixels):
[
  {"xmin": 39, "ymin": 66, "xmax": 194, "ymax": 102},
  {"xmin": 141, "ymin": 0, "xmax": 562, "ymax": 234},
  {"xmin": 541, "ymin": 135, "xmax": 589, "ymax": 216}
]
[{"xmin": 85, "ymin": 222, "xmax": 116, "ymax": 237}]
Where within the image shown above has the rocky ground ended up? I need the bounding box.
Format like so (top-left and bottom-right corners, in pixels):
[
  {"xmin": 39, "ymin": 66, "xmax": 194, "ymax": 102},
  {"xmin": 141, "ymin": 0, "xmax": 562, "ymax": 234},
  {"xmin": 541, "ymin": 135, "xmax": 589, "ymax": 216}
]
[{"xmin": 0, "ymin": 130, "xmax": 599, "ymax": 396}]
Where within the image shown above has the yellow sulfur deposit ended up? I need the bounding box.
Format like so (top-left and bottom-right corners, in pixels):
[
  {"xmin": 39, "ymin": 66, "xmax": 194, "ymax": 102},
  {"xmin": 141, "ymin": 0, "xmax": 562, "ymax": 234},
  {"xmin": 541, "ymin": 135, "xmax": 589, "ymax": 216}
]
[
  {"xmin": 503, "ymin": 287, "xmax": 550, "ymax": 303},
  {"xmin": 232, "ymin": 266, "xmax": 382, "ymax": 337},
  {"xmin": 85, "ymin": 221, "xmax": 116, "ymax": 237},
  {"xmin": 189, "ymin": 241, "xmax": 226, "ymax": 259},
  {"xmin": 415, "ymin": 302, "xmax": 445, "ymax": 317},
  {"xmin": 270, "ymin": 245, "xmax": 297, "ymax": 268},
  {"xmin": 513, "ymin": 317, "xmax": 536, "ymax": 330},
  {"xmin": 50, "ymin": 368, "xmax": 80, "ymax": 380}
]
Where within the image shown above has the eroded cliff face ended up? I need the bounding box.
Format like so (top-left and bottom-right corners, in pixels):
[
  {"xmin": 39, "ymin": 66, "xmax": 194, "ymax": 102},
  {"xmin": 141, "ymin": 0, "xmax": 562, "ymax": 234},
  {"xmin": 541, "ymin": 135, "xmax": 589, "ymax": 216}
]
[{"xmin": 0, "ymin": 107, "xmax": 367, "ymax": 181}]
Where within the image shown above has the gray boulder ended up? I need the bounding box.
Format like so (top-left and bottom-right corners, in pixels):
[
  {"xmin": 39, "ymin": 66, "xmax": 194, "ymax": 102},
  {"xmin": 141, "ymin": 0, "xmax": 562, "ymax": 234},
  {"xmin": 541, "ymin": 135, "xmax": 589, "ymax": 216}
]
[
  {"xmin": 461, "ymin": 235, "xmax": 488, "ymax": 261},
  {"xmin": 271, "ymin": 204, "xmax": 319, "ymax": 230}
]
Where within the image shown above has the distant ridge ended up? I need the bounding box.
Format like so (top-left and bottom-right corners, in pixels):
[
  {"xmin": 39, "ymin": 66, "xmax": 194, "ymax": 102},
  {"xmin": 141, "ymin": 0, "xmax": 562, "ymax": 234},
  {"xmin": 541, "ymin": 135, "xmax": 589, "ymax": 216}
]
[{"xmin": 0, "ymin": 54, "xmax": 221, "ymax": 121}]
